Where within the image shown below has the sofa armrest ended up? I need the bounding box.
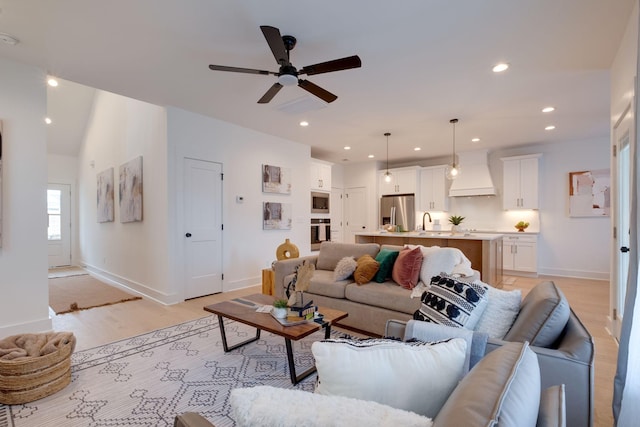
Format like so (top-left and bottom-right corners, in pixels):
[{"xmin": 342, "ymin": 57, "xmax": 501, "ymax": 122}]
[
  {"xmin": 273, "ymin": 256, "xmax": 318, "ymax": 298},
  {"xmin": 537, "ymin": 385, "xmax": 566, "ymax": 427},
  {"xmin": 384, "ymin": 319, "xmax": 407, "ymax": 339},
  {"xmin": 485, "ymin": 310, "xmax": 593, "ymax": 427}
]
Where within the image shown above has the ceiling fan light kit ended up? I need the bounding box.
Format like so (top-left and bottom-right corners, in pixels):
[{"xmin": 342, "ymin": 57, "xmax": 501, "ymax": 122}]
[
  {"xmin": 446, "ymin": 118, "xmax": 460, "ymax": 180},
  {"xmin": 208, "ymin": 25, "xmax": 361, "ymax": 104}
]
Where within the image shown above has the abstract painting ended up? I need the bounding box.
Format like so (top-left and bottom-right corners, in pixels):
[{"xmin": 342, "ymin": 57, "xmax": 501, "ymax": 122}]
[
  {"xmin": 263, "ymin": 202, "xmax": 292, "ymax": 230},
  {"xmin": 262, "ymin": 164, "xmax": 292, "ymax": 194},
  {"xmin": 569, "ymin": 169, "xmax": 611, "ymax": 217},
  {"xmin": 119, "ymin": 156, "xmax": 143, "ymax": 223},
  {"xmin": 97, "ymin": 168, "xmax": 115, "ymax": 223}
]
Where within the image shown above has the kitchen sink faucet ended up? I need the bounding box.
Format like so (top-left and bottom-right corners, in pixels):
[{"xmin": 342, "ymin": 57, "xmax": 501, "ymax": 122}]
[{"xmin": 422, "ymin": 212, "xmax": 432, "ymax": 231}]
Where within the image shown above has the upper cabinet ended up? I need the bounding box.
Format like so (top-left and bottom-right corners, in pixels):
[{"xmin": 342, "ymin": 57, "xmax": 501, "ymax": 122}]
[
  {"xmin": 378, "ymin": 166, "xmax": 420, "ymax": 196},
  {"xmin": 419, "ymin": 165, "xmax": 449, "ymax": 211},
  {"xmin": 311, "ymin": 160, "xmax": 332, "ymax": 191},
  {"xmin": 501, "ymin": 154, "xmax": 541, "ymax": 210}
]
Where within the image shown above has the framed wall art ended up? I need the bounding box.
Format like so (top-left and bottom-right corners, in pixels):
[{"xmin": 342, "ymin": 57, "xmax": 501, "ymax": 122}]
[
  {"xmin": 262, "ymin": 164, "xmax": 291, "ymax": 194},
  {"xmin": 569, "ymin": 169, "xmax": 610, "ymax": 217},
  {"xmin": 97, "ymin": 167, "xmax": 115, "ymax": 223},
  {"xmin": 119, "ymin": 156, "xmax": 143, "ymax": 223},
  {"xmin": 263, "ymin": 202, "xmax": 292, "ymax": 230}
]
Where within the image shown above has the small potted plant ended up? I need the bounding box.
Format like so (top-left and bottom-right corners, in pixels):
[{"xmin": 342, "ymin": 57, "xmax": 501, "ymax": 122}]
[
  {"xmin": 448, "ymin": 215, "xmax": 465, "ymax": 233},
  {"xmin": 515, "ymin": 221, "xmax": 530, "ymax": 232},
  {"xmin": 272, "ymin": 298, "xmax": 289, "ymax": 319}
]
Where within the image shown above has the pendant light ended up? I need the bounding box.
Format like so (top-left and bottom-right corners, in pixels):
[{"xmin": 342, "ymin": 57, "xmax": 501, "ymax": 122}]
[
  {"xmin": 384, "ymin": 132, "xmax": 392, "ymax": 182},
  {"xmin": 446, "ymin": 119, "xmax": 460, "ymax": 180}
]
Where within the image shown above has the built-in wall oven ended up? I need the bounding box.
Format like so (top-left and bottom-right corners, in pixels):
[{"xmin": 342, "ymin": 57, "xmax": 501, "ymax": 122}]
[
  {"xmin": 311, "ymin": 191, "xmax": 330, "ymax": 214},
  {"xmin": 311, "ymin": 218, "xmax": 331, "ymax": 251}
]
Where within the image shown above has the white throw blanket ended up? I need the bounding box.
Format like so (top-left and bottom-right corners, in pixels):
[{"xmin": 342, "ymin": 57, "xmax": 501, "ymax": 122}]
[{"xmin": 408, "ymin": 246, "xmax": 476, "ymax": 299}]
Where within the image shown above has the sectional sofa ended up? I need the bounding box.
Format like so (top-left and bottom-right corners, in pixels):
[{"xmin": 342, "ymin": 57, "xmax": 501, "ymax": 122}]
[{"xmin": 273, "ymin": 241, "xmax": 594, "ymax": 427}]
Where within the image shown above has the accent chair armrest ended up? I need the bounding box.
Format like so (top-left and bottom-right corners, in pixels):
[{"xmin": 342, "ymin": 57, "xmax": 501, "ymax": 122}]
[{"xmin": 174, "ymin": 412, "xmax": 215, "ymax": 427}]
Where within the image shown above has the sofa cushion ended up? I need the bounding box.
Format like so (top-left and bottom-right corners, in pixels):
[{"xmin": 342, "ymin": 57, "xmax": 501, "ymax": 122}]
[
  {"xmin": 230, "ymin": 385, "xmax": 433, "ymax": 427},
  {"xmin": 374, "ymin": 248, "xmax": 400, "ymax": 283},
  {"xmin": 345, "ymin": 281, "xmax": 422, "ymax": 314},
  {"xmin": 414, "ymin": 274, "xmax": 489, "ymax": 329},
  {"xmin": 433, "ymin": 341, "xmax": 541, "ymax": 427},
  {"xmin": 308, "ymin": 269, "xmax": 350, "ymax": 299},
  {"xmin": 312, "ymin": 337, "xmax": 467, "ymax": 418},
  {"xmin": 474, "ymin": 286, "xmax": 522, "ymax": 339},
  {"xmin": 333, "ymin": 256, "xmax": 357, "ymax": 281},
  {"xmin": 503, "ymin": 281, "xmax": 570, "ymax": 347},
  {"xmin": 392, "ymin": 247, "xmax": 423, "ymax": 290},
  {"xmin": 353, "ymin": 254, "xmax": 379, "ymax": 285},
  {"xmin": 316, "ymin": 242, "xmax": 380, "ymax": 271}
]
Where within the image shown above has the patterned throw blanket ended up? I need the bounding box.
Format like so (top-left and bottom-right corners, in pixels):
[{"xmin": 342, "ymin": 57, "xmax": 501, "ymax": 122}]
[{"xmin": 0, "ymin": 331, "xmax": 75, "ymax": 360}]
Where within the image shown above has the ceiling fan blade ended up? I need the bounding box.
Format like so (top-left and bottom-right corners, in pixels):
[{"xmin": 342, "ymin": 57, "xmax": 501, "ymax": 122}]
[
  {"xmin": 298, "ymin": 79, "xmax": 338, "ymax": 103},
  {"xmin": 257, "ymin": 82, "xmax": 283, "ymax": 104},
  {"xmin": 260, "ymin": 25, "xmax": 288, "ymax": 65},
  {"xmin": 299, "ymin": 55, "xmax": 362, "ymax": 76},
  {"xmin": 209, "ymin": 64, "xmax": 276, "ymax": 76}
]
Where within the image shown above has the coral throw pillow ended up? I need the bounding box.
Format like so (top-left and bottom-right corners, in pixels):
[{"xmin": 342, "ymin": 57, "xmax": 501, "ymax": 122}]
[
  {"xmin": 392, "ymin": 247, "xmax": 424, "ymax": 290},
  {"xmin": 353, "ymin": 254, "xmax": 380, "ymax": 285}
]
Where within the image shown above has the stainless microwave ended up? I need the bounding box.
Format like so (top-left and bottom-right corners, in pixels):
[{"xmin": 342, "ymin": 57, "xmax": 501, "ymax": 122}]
[{"xmin": 311, "ymin": 191, "xmax": 330, "ymax": 214}]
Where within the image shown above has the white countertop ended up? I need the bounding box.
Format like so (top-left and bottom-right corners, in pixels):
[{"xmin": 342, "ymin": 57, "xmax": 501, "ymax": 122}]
[{"xmin": 355, "ymin": 231, "xmax": 504, "ymax": 241}]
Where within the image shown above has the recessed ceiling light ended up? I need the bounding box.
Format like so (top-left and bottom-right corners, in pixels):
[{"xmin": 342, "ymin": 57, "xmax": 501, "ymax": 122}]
[
  {"xmin": 44, "ymin": 117, "xmax": 52, "ymax": 124},
  {"xmin": 414, "ymin": 147, "xmax": 421, "ymax": 151},
  {"xmin": 471, "ymin": 138, "xmax": 480, "ymax": 142},
  {"xmin": 542, "ymin": 107, "xmax": 555, "ymax": 113},
  {"xmin": 545, "ymin": 125, "xmax": 556, "ymax": 131},
  {"xmin": 492, "ymin": 63, "xmax": 509, "ymax": 73},
  {"xmin": 368, "ymin": 154, "xmax": 375, "ymax": 159},
  {"xmin": 0, "ymin": 32, "xmax": 19, "ymax": 45},
  {"xmin": 344, "ymin": 146, "xmax": 351, "ymax": 150},
  {"xmin": 47, "ymin": 78, "xmax": 59, "ymax": 87},
  {"xmin": 299, "ymin": 120, "xmax": 309, "ymax": 127}
]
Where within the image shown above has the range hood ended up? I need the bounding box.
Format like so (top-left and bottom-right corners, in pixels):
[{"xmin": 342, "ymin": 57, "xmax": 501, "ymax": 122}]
[{"xmin": 448, "ymin": 150, "xmax": 497, "ymax": 197}]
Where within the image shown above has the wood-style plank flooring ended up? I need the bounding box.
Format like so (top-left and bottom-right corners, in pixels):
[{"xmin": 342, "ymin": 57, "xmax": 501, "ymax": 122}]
[{"xmin": 51, "ymin": 275, "xmax": 617, "ymax": 427}]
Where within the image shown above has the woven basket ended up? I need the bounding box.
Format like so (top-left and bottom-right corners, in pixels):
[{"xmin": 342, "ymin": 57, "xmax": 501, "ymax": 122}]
[{"xmin": 0, "ymin": 334, "xmax": 74, "ymax": 405}]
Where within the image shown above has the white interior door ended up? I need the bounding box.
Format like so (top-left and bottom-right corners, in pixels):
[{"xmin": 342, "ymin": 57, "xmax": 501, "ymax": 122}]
[
  {"xmin": 47, "ymin": 183, "xmax": 71, "ymax": 267},
  {"xmin": 184, "ymin": 158, "xmax": 223, "ymax": 299},
  {"xmin": 612, "ymin": 101, "xmax": 633, "ymax": 340},
  {"xmin": 330, "ymin": 187, "xmax": 344, "ymax": 243},
  {"xmin": 344, "ymin": 187, "xmax": 367, "ymax": 243}
]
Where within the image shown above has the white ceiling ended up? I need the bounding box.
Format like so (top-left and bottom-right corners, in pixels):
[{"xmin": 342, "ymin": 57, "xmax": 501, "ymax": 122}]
[{"xmin": 0, "ymin": 0, "xmax": 634, "ymax": 163}]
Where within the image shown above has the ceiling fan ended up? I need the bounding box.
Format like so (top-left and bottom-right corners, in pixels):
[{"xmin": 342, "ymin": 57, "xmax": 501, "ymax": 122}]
[{"xmin": 208, "ymin": 25, "xmax": 362, "ymax": 104}]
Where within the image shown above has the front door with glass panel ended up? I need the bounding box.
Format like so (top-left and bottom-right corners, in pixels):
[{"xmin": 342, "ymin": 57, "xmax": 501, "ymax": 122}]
[{"xmin": 48, "ymin": 183, "xmax": 71, "ymax": 267}]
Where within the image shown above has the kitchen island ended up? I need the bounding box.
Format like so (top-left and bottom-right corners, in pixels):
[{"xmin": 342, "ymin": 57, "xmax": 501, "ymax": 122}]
[{"xmin": 355, "ymin": 231, "xmax": 503, "ymax": 287}]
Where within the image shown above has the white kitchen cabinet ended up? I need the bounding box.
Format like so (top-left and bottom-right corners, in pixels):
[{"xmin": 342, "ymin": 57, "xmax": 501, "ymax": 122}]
[
  {"xmin": 503, "ymin": 233, "xmax": 538, "ymax": 275},
  {"xmin": 501, "ymin": 154, "xmax": 541, "ymax": 209},
  {"xmin": 419, "ymin": 165, "xmax": 449, "ymax": 211},
  {"xmin": 378, "ymin": 166, "xmax": 420, "ymax": 196},
  {"xmin": 311, "ymin": 160, "xmax": 332, "ymax": 191}
]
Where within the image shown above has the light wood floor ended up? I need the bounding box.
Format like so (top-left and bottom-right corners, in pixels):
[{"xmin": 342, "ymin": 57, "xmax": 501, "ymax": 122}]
[{"xmin": 51, "ymin": 275, "xmax": 617, "ymax": 427}]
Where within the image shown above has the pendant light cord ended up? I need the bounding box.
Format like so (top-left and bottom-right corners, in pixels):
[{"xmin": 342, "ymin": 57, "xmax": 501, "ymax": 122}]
[
  {"xmin": 450, "ymin": 119, "xmax": 458, "ymax": 167},
  {"xmin": 384, "ymin": 132, "xmax": 391, "ymax": 173}
]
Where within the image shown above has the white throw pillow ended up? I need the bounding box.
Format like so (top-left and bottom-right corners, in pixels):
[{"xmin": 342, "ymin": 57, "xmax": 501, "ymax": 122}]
[
  {"xmin": 231, "ymin": 386, "xmax": 433, "ymax": 427},
  {"xmin": 474, "ymin": 286, "xmax": 522, "ymax": 339},
  {"xmin": 333, "ymin": 256, "xmax": 357, "ymax": 281},
  {"xmin": 312, "ymin": 337, "xmax": 466, "ymax": 418}
]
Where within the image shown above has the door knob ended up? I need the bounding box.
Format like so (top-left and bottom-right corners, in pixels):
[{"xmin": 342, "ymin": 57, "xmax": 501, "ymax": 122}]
[
  {"xmin": 185, "ymin": 233, "xmax": 192, "ymax": 238},
  {"xmin": 621, "ymin": 246, "xmax": 630, "ymax": 253}
]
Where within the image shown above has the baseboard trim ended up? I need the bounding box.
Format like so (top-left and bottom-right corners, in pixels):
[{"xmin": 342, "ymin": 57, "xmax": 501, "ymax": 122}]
[
  {"xmin": 0, "ymin": 317, "xmax": 52, "ymax": 337},
  {"xmin": 537, "ymin": 267, "xmax": 609, "ymax": 281}
]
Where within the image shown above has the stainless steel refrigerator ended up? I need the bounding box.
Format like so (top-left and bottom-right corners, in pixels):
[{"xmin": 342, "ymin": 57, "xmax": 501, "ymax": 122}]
[{"xmin": 380, "ymin": 194, "xmax": 415, "ymax": 232}]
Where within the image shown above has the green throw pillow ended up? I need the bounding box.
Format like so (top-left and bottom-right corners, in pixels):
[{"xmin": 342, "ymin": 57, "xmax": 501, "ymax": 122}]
[{"xmin": 374, "ymin": 249, "xmax": 399, "ymax": 283}]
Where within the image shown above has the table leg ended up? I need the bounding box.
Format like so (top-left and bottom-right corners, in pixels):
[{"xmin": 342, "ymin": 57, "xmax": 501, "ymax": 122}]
[
  {"xmin": 217, "ymin": 315, "xmax": 260, "ymax": 352},
  {"xmin": 285, "ymin": 338, "xmax": 317, "ymax": 385}
]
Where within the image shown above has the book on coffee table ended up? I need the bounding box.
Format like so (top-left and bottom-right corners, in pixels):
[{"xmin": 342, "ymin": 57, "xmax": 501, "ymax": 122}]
[{"xmin": 270, "ymin": 311, "xmax": 311, "ymax": 326}]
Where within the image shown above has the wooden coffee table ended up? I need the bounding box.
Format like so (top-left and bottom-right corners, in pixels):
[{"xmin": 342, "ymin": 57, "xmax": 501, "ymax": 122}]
[{"xmin": 203, "ymin": 293, "xmax": 348, "ymax": 385}]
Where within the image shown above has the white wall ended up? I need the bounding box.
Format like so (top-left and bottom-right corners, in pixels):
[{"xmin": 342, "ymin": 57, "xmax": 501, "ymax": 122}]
[
  {"xmin": 0, "ymin": 58, "xmax": 51, "ymax": 336},
  {"xmin": 48, "ymin": 154, "xmax": 80, "ymax": 266},
  {"xmin": 77, "ymin": 90, "xmax": 172, "ymax": 302},
  {"xmin": 166, "ymin": 107, "xmax": 311, "ymax": 295}
]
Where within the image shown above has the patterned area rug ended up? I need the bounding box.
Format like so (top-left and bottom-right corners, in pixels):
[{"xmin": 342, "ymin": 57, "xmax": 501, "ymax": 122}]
[{"xmin": 1, "ymin": 316, "xmax": 333, "ymax": 427}]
